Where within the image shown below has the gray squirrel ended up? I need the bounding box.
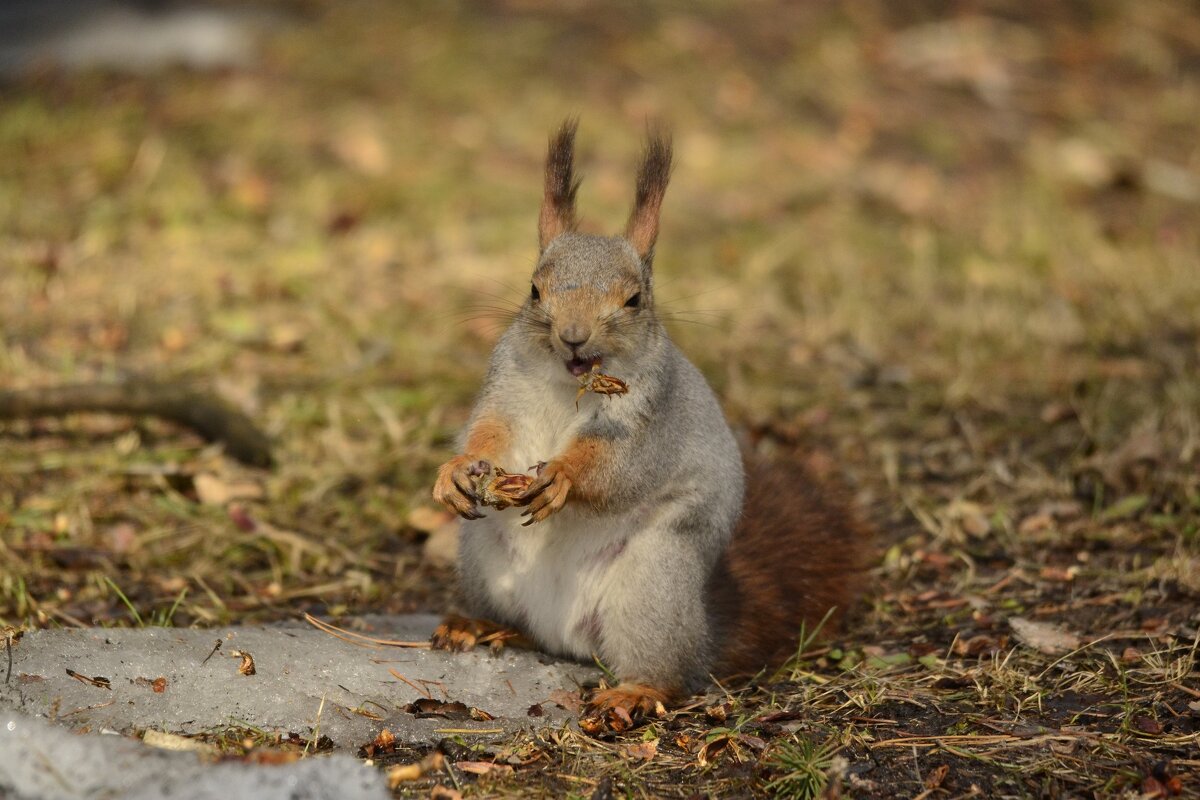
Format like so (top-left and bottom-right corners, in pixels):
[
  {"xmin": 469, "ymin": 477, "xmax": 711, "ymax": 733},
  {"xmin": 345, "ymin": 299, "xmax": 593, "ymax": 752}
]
[{"xmin": 432, "ymin": 121, "xmax": 870, "ymax": 732}]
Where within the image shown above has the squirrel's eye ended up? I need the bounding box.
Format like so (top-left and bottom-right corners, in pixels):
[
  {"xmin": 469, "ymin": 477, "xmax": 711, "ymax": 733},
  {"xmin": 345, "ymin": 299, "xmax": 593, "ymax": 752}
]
[
  {"xmin": 624, "ymin": 292, "xmax": 641, "ymax": 309},
  {"xmin": 531, "ymin": 284, "xmax": 540, "ymax": 302}
]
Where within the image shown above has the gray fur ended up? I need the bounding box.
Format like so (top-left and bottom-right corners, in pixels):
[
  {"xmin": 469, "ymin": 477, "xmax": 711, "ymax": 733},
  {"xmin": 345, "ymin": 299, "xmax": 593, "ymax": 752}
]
[{"xmin": 455, "ymin": 226, "xmax": 744, "ymax": 694}]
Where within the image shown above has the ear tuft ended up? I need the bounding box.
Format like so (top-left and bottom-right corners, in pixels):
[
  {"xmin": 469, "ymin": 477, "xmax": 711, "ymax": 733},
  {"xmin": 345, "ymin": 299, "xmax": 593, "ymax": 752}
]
[
  {"xmin": 538, "ymin": 118, "xmax": 581, "ymax": 250},
  {"xmin": 625, "ymin": 130, "xmax": 672, "ymax": 261}
]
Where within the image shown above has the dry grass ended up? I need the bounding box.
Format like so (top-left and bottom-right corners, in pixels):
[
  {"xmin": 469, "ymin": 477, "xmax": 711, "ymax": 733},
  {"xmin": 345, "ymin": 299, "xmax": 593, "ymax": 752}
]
[{"xmin": 1, "ymin": 0, "xmax": 1198, "ymax": 796}]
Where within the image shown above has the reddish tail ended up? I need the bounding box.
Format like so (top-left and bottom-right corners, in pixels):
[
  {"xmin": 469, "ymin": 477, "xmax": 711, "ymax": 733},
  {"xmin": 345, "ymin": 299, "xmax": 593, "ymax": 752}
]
[{"xmin": 710, "ymin": 457, "xmax": 873, "ymax": 677}]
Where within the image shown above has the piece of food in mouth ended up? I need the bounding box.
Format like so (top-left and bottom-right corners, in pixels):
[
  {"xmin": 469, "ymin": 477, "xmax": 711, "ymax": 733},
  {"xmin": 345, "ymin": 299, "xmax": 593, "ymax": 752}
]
[
  {"xmin": 468, "ymin": 461, "xmax": 534, "ymax": 510},
  {"xmin": 575, "ymin": 364, "xmax": 630, "ymax": 409}
]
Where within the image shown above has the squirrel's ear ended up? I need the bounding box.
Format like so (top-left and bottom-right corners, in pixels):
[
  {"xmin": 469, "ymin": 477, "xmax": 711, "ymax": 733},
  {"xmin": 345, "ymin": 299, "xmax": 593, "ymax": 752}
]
[
  {"xmin": 625, "ymin": 131, "xmax": 672, "ymax": 262},
  {"xmin": 538, "ymin": 119, "xmax": 581, "ymax": 251}
]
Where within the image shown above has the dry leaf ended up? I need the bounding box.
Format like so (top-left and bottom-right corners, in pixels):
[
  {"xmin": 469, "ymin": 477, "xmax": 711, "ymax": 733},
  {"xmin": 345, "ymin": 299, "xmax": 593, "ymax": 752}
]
[
  {"xmin": 143, "ymin": 730, "xmax": 218, "ymax": 754},
  {"xmin": 1132, "ymin": 716, "xmax": 1164, "ymax": 735},
  {"xmin": 924, "ymin": 764, "xmax": 949, "ymax": 790},
  {"xmin": 404, "ymin": 698, "xmax": 493, "ymax": 721},
  {"xmin": 705, "ymin": 703, "xmax": 730, "ymax": 724},
  {"xmin": 243, "ymin": 749, "xmax": 301, "ymax": 765},
  {"xmin": 621, "ymin": 739, "xmax": 659, "ymax": 761},
  {"xmin": 548, "ymin": 689, "xmax": 584, "ymax": 714},
  {"xmin": 230, "ymin": 650, "xmax": 256, "ymax": 675},
  {"xmin": 268, "ymin": 323, "xmax": 305, "ymax": 353},
  {"xmin": 133, "ymin": 676, "xmax": 168, "ymax": 693},
  {"xmin": 952, "ymin": 634, "xmax": 1002, "ymax": 657},
  {"xmin": 1009, "ymin": 617, "xmax": 1081, "ymax": 655},
  {"xmin": 456, "ymin": 761, "xmax": 514, "ymax": 776},
  {"xmin": 430, "ymin": 786, "xmax": 462, "ymax": 800},
  {"xmin": 194, "ymin": 473, "xmax": 263, "ymax": 506},
  {"xmin": 386, "ymin": 752, "xmax": 444, "ymax": 788}
]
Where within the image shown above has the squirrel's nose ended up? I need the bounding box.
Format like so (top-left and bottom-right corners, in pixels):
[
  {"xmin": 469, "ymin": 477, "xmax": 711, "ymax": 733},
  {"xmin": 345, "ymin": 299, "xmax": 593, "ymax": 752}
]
[{"xmin": 558, "ymin": 324, "xmax": 592, "ymax": 350}]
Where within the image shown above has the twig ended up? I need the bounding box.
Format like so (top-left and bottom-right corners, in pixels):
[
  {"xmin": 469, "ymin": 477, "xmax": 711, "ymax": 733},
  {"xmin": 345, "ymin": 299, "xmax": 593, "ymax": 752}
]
[
  {"xmin": 303, "ymin": 692, "xmax": 327, "ymax": 757},
  {"xmin": 0, "ymin": 381, "xmax": 273, "ymax": 467},
  {"xmin": 303, "ymin": 613, "xmax": 430, "ymax": 648},
  {"xmin": 57, "ymin": 700, "xmax": 116, "ymax": 718},
  {"xmin": 200, "ymin": 639, "xmax": 223, "ymax": 666},
  {"xmin": 389, "ymin": 668, "xmax": 432, "ymax": 699},
  {"xmin": 3, "ymin": 627, "xmax": 22, "ymax": 684}
]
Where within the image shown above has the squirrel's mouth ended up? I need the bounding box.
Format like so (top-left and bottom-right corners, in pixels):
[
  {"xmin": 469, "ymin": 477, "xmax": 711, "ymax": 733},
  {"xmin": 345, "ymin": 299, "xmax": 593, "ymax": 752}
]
[{"xmin": 565, "ymin": 355, "xmax": 600, "ymax": 377}]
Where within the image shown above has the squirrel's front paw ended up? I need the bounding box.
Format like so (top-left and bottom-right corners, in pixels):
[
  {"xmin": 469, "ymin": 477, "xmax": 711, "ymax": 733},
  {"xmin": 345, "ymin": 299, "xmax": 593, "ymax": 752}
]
[
  {"xmin": 432, "ymin": 456, "xmax": 488, "ymax": 520},
  {"xmin": 519, "ymin": 460, "xmax": 572, "ymax": 525}
]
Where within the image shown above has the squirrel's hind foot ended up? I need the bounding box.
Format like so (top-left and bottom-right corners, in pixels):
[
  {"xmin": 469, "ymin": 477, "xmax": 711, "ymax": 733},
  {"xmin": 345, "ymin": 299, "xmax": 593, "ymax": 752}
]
[
  {"xmin": 579, "ymin": 683, "xmax": 669, "ymax": 735},
  {"xmin": 429, "ymin": 614, "xmax": 530, "ymax": 654}
]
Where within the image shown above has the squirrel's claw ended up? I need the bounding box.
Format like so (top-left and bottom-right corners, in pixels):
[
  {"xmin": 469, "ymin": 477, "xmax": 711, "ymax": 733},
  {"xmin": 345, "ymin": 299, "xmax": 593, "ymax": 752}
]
[
  {"xmin": 433, "ymin": 455, "xmax": 485, "ymax": 520},
  {"xmin": 430, "ymin": 614, "xmax": 530, "ymax": 653},
  {"xmin": 579, "ymin": 684, "xmax": 668, "ymax": 735},
  {"xmin": 520, "ymin": 463, "xmax": 571, "ymax": 525}
]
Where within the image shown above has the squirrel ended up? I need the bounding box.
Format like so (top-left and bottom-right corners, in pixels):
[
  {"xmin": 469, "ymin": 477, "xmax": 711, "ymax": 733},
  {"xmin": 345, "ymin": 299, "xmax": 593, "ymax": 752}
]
[{"xmin": 431, "ymin": 120, "xmax": 871, "ymax": 732}]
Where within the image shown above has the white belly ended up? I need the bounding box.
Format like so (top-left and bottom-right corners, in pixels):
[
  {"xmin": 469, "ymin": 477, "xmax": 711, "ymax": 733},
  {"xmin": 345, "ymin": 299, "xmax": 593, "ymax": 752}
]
[
  {"xmin": 465, "ymin": 506, "xmax": 637, "ymax": 659},
  {"xmin": 461, "ymin": 363, "xmax": 642, "ymax": 658}
]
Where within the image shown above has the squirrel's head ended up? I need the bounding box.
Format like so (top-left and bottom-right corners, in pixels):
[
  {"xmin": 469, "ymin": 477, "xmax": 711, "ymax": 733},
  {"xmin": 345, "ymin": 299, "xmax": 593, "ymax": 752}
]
[{"xmin": 518, "ymin": 119, "xmax": 672, "ymax": 377}]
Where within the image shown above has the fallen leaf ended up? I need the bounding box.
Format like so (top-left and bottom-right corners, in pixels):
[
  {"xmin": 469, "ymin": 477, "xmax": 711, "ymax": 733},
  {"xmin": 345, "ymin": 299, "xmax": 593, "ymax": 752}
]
[
  {"xmin": 429, "ymin": 786, "xmax": 462, "ymax": 800},
  {"xmin": 621, "ymin": 739, "xmax": 659, "ymax": 761},
  {"xmin": 924, "ymin": 764, "xmax": 949, "ymax": 790},
  {"xmin": 705, "ymin": 703, "xmax": 730, "ymax": 724},
  {"xmin": 1038, "ymin": 566, "xmax": 1078, "ymax": 582},
  {"xmin": 1132, "ymin": 716, "xmax": 1164, "ymax": 735},
  {"xmin": 404, "ymin": 698, "xmax": 493, "ymax": 721},
  {"xmin": 230, "ymin": 650, "xmax": 256, "ymax": 676},
  {"xmin": 674, "ymin": 733, "xmax": 698, "ymax": 753},
  {"xmin": 243, "ymin": 749, "xmax": 301, "ymax": 765},
  {"xmin": 547, "ymin": 689, "xmax": 584, "ymax": 714},
  {"xmin": 387, "ymin": 752, "xmax": 444, "ymax": 788},
  {"xmin": 132, "ymin": 676, "xmax": 168, "ymax": 693},
  {"xmin": 228, "ymin": 505, "xmax": 257, "ymax": 532},
  {"xmin": 194, "ymin": 473, "xmax": 263, "ymax": 506},
  {"xmin": 456, "ymin": 761, "xmax": 514, "ymax": 776},
  {"xmin": 268, "ymin": 323, "xmax": 305, "ymax": 353},
  {"xmin": 143, "ymin": 730, "xmax": 218, "ymax": 754},
  {"xmin": 1009, "ymin": 617, "xmax": 1081, "ymax": 655}
]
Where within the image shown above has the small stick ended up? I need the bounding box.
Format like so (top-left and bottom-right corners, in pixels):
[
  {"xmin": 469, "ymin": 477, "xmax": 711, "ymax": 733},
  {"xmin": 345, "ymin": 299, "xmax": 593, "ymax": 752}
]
[
  {"xmin": 200, "ymin": 639, "xmax": 222, "ymax": 666},
  {"xmin": 389, "ymin": 668, "xmax": 432, "ymax": 699},
  {"xmin": 0, "ymin": 381, "xmax": 273, "ymax": 467},
  {"xmin": 304, "ymin": 613, "xmax": 430, "ymax": 648},
  {"xmin": 3, "ymin": 629, "xmax": 19, "ymax": 685}
]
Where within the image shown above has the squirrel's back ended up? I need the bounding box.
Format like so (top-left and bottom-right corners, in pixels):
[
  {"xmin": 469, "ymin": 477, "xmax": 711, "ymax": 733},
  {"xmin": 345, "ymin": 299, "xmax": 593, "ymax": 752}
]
[{"xmin": 708, "ymin": 457, "xmax": 872, "ymax": 677}]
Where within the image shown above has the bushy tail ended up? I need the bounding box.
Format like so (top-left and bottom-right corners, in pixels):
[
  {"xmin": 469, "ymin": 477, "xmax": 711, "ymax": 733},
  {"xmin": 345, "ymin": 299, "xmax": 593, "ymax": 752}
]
[{"xmin": 709, "ymin": 457, "xmax": 873, "ymax": 677}]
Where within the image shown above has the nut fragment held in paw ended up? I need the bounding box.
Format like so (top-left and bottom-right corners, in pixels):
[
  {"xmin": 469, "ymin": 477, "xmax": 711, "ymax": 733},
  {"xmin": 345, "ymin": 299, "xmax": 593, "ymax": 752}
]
[
  {"xmin": 470, "ymin": 465, "xmax": 534, "ymax": 510},
  {"xmin": 575, "ymin": 366, "xmax": 629, "ymax": 409}
]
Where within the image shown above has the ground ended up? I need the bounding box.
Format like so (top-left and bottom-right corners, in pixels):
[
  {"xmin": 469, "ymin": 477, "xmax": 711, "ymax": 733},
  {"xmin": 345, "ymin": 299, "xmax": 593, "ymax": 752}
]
[{"xmin": 1, "ymin": 1, "xmax": 1199, "ymax": 797}]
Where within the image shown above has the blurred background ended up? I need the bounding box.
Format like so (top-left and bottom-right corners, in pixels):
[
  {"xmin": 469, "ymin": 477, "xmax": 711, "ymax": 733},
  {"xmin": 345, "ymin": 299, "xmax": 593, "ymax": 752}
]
[{"xmin": 1, "ymin": 1, "xmax": 1197, "ymax": 631}]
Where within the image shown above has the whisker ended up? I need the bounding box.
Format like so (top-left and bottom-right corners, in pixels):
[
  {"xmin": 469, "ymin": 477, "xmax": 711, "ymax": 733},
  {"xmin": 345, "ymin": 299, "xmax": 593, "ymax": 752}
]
[{"xmin": 656, "ymin": 284, "xmax": 731, "ymax": 307}]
